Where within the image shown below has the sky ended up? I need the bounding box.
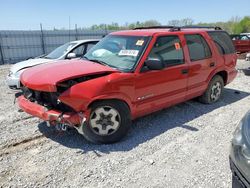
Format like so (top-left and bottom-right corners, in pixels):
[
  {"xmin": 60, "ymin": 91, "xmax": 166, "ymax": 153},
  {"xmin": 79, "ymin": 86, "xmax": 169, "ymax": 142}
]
[{"xmin": 0, "ymin": 0, "xmax": 249, "ymax": 30}]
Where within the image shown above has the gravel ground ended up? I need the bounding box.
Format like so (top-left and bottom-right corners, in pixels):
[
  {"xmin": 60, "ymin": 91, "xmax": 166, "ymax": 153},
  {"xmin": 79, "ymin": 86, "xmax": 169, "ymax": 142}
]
[{"xmin": 0, "ymin": 60, "xmax": 250, "ymax": 188}]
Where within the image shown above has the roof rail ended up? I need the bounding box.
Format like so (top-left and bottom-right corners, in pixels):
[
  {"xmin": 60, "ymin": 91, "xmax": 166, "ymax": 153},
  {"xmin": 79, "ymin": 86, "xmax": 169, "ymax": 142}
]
[
  {"xmin": 181, "ymin": 26, "xmax": 222, "ymax": 30},
  {"xmin": 133, "ymin": 26, "xmax": 181, "ymax": 31},
  {"xmin": 133, "ymin": 25, "xmax": 222, "ymax": 31}
]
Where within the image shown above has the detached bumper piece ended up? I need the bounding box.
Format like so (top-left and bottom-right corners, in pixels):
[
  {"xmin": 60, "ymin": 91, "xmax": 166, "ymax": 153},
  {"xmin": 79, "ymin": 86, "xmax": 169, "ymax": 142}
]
[
  {"xmin": 230, "ymin": 157, "xmax": 250, "ymax": 188},
  {"xmin": 18, "ymin": 95, "xmax": 82, "ymax": 126}
]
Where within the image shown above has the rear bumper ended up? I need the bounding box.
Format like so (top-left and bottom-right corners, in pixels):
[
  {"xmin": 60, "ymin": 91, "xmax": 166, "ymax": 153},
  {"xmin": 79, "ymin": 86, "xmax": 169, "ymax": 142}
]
[
  {"xmin": 227, "ymin": 69, "xmax": 238, "ymax": 85},
  {"xmin": 18, "ymin": 95, "xmax": 82, "ymax": 126}
]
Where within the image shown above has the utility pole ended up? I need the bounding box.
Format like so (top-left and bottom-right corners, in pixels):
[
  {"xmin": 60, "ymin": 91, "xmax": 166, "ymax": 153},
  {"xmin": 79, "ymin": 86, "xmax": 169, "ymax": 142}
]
[{"xmin": 0, "ymin": 32, "xmax": 4, "ymax": 64}]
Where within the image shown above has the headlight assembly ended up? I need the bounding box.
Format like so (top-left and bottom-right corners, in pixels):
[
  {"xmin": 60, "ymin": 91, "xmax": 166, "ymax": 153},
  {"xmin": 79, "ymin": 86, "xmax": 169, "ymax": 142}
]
[
  {"xmin": 232, "ymin": 120, "xmax": 243, "ymax": 146},
  {"xmin": 14, "ymin": 70, "xmax": 24, "ymax": 77},
  {"xmin": 242, "ymin": 144, "xmax": 250, "ymax": 160},
  {"xmin": 232, "ymin": 111, "xmax": 250, "ymax": 160}
]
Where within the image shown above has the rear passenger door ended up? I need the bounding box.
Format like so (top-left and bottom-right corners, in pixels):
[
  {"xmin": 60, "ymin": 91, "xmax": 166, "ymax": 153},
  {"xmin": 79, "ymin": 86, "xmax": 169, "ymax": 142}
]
[{"xmin": 184, "ymin": 34, "xmax": 216, "ymax": 98}]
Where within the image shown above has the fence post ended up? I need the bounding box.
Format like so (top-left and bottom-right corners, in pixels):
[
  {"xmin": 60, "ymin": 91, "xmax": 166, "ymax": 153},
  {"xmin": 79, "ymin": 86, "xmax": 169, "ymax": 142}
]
[
  {"xmin": 40, "ymin": 23, "xmax": 45, "ymax": 54},
  {"xmin": 0, "ymin": 33, "xmax": 4, "ymax": 64},
  {"xmin": 105, "ymin": 24, "xmax": 108, "ymax": 35},
  {"xmin": 75, "ymin": 24, "xmax": 78, "ymax": 40}
]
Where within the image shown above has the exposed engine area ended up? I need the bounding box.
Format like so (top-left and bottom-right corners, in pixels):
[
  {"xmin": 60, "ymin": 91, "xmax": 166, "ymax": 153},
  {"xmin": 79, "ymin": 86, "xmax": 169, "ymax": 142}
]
[
  {"xmin": 20, "ymin": 73, "xmax": 109, "ymax": 113},
  {"xmin": 56, "ymin": 73, "xmax": 109, "ymax": 93},
  {"xmin": 21, "ymin": 86, "xmax": 74, "ymax": 112}
]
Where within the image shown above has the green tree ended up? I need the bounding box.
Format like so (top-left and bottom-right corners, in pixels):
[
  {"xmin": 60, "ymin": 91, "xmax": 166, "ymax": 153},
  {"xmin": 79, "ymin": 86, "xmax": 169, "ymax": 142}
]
[{"xmin": 233, "ymin": 16, "xmax": 250, "ymax": 34}]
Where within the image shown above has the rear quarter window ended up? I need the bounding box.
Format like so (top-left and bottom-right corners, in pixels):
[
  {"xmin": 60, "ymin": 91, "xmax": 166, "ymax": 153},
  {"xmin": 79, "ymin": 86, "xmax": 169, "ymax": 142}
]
[{"xmin": 208, "ymin": 31, "xmax": 235, "ymax": 55}]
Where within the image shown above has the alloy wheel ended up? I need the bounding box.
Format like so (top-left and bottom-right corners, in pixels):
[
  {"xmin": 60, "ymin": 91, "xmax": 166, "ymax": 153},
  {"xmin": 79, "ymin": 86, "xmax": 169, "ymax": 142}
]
[{"xmin": 89, "ymin": 106, "xmax": 121, "ymax": 136}]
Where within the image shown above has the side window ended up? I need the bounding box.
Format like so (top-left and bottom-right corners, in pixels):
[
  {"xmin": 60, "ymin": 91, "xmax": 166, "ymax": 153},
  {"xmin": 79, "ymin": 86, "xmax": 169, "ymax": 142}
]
[
  {"xmin": 86, "ymin": 43, "xmax": 96, "ymax": 52},
  {"xmin": 148, "ymin": 36, "xmax": 184, "ymax": 67},
  {"xmin": 72, "ymin": 44, "xmax": 86, "ymax": 57},
  {"xmin": 208, "ymin": 31, "xmax": 235, "ymax": 55},
  {"xmin": 185, "ymin": 34, "xmax": 212, "ymax": 61}
]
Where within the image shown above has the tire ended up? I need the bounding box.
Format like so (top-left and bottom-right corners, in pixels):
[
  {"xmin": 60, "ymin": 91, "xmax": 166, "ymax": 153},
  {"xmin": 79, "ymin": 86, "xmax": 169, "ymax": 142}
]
[
  {"xmin": 199, "ymin": 75, "xmax": 224, "ymax": 104},
  {"xmin": 82, "ymin": 100, "xmax": 131, "ymax": 144}
]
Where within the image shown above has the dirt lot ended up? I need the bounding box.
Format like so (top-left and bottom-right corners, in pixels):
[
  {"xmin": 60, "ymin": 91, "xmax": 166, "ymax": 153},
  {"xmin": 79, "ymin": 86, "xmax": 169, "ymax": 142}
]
[{"xmin": 0, "ymin": 60, "xmax": 250, "ymax": 187}]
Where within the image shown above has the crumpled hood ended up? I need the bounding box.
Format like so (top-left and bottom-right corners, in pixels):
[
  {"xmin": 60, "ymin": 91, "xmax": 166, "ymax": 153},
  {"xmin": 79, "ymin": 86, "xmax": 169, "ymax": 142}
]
[
  {"xmin": 10, "ymin": 58, "xmax": 54, "ymax": 74},
  {"xmin": 21, "ymin": 59, "xmax": 118, "ymax": 92}
]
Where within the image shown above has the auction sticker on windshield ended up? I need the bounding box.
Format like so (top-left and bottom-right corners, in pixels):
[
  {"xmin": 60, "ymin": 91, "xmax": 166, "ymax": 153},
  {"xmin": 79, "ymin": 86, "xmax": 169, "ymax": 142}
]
[
  {"xmin": 118, "ymin": 50, "xmax": 139, "ymax": 57},
  {"xmin": 136, "ymin": 40, "xmax": 144, "ymax": 46}
]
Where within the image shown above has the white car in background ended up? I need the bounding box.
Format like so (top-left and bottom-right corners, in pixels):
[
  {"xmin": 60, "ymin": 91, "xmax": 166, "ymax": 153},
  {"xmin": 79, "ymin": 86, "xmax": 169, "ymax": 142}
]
[
  {"xmin": 6, "ymin": 39, "xmax": 99, "ymax": 89},
  {"xmin": 241, "ymin": 33, "xmax": 250, "ymax": 38}
]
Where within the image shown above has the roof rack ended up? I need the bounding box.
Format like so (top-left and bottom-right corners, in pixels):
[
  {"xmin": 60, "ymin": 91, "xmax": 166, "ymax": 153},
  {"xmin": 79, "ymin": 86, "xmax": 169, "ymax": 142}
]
[
  {"xmin": 133, "ymin": 25, "xmax": 222, "ymax": 31},
  {"xmin": 133, "ymin": 26, "xmax": 180, "ymax": 31},
  {"xmin": 181, "ymin": 26, "xmax": 222, "ymax": 30}
]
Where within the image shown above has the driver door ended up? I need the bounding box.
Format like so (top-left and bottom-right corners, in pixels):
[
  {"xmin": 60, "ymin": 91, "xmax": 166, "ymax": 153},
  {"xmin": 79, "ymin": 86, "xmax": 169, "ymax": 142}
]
[{"xmin": 134, "ymin": 35, "xmax": 188, "ymax": 116}]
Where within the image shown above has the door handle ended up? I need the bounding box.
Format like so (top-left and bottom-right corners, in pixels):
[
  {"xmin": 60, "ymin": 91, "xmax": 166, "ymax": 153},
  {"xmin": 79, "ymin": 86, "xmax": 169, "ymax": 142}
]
[
  {"xmin": 181, "ymin": 69, "xmax": 189, "ymax": 74},
  {"xmin": 210, "ymin": 62, "xmax": 215, "ymax": 67}
]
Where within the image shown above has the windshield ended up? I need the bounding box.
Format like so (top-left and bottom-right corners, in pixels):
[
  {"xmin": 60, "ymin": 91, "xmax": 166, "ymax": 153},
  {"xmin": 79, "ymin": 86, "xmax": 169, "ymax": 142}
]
[
  {"xmin": 45, "ymin": 42, "xmax": 77, "ymax": 59},
  {"xmin": 84, "ymin": 35, "xmax": 149, "ymax": 71}
]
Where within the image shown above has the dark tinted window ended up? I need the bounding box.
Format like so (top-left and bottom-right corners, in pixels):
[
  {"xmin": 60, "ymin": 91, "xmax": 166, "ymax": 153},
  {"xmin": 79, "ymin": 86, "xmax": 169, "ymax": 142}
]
[
  {"xmin": 208, "ymin": 31, "xmax": 235, "ymax": 54},
  {"xmin": 185, "ymin": 34, "xmax": 212, "ymax": 61},
  {"xmin": 148, "ymin": 36, "xmax": 184, "ymax": 67}
]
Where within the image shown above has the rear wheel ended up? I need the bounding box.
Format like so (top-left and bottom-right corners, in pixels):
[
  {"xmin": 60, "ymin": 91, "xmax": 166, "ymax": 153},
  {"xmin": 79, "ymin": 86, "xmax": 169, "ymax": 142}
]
[
  {"xmin": 199, "ymin": 75, "xmax": 224, "ymax": 104},
  {"xmin": 82, "ymin": 100, "xmax": 131, "ymax": 144}
]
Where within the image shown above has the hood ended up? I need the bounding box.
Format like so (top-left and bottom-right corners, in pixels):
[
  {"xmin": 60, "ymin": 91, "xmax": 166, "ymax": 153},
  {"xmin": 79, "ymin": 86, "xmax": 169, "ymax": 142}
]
[
  {"xmin": 21, "ymin": 59, "xmax": 118, "ymax": 92},
  {"xmin": 10, "ymin": 58, "xmax": 54, "ymax": 73}
]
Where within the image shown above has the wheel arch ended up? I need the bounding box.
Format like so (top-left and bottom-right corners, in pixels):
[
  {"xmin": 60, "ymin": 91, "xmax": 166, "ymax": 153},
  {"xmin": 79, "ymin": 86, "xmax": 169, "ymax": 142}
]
[
  {"xmin": 215, "ymin": 70, "xmax": 228, "ymax": 86},
  {"xmin": 88, "ymin": 98, "xmax": 131, "ymax": 114},
  {"xmin": 207, "ymin": 69, "xmax": 228, "ymax": 87}
]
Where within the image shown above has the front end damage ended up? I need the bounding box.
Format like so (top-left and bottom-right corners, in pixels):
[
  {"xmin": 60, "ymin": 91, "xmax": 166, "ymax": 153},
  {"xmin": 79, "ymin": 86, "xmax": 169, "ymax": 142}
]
[
  {"xmin": 18, "ymin": 86, "xmax": 88, "ymax": 133},
  {"xmin": 17, "ymin": 59, "xmax": 119, "ymax": 133}
]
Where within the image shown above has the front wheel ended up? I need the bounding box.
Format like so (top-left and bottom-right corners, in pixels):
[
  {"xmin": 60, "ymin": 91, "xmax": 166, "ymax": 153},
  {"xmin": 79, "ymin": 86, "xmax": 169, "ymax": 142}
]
[
  {"xmin": 82, "ymin": 100, "xmax": 131, "ymax": 144},
  {"xmin": 199, "ymin": 75, "xmax": 224, "ymax": 104}
]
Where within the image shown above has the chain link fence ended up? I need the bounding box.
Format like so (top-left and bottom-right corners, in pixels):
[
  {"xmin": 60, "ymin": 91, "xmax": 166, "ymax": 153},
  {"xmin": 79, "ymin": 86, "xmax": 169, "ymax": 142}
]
[{"xmin": 0, "ymin": 29, "xmax": 111, "ymax": 64}]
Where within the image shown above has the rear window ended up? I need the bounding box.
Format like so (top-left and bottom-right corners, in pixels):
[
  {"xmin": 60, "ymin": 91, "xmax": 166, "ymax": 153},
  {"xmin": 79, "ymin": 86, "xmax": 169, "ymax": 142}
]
[{"xmin": 208, "ymin": 31, "xmax": 235, "ymax": 55}]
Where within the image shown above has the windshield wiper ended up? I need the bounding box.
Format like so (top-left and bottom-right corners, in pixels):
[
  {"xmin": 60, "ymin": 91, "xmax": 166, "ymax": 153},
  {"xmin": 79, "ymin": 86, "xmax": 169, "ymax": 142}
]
[
  {"xmin": 88, "ymin": 59, "xmax": 109, "ymax": 66},
  {"xmin": 82, "ymin": 56, "xmax": 119, "ymax": 70},
  {"xmin": 82, "ymin": 55, "xmax": 89, "ymax": 60}
]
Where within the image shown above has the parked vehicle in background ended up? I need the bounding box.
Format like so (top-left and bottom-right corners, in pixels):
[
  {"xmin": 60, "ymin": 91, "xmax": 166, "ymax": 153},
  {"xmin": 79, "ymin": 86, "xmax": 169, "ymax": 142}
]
[
  {"xmin": 17, "ymin": 26, "xmax": 237, "ymax": 144},
  {"xmin": 241, "ymin": 33, "xmax": 250, "ymax": 38},
  {"xmin": 6, "ymin": 39, "xmax": 99, "ymax": 89},
  {"xmin": 246, "ymin": 53, "xmax": 250, "ymax": 61},
  {"xmin": 231, "ymin": 34, "xmax": 250, "ymax": 53},
  {"xmin": 230, "ymin": 110, "xmax": 250, "ymax": 188}
]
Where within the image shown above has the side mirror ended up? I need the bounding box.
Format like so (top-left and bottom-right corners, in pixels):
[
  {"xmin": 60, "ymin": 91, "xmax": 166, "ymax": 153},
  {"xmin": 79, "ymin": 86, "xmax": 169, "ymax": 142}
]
[
  {"xmin": 66, "ymin": 52, "xmax": 76, "ymax": 59},
  {"xmin": 145, "ymin": 58, "xmax": 164, "ymax": 70}
]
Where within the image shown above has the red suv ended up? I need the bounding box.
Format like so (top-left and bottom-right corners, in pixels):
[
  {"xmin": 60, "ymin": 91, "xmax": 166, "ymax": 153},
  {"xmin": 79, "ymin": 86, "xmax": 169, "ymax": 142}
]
[{"xmin": 18, "ymin": 26, "xmax": 237, "ymax": 144}]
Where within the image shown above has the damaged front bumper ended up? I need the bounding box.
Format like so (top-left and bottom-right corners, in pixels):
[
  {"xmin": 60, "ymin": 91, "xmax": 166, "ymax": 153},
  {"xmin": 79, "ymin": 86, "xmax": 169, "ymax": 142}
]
[{"xmin": 17, "ymin": 95, "xmax": 86, "ymax": 132}]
